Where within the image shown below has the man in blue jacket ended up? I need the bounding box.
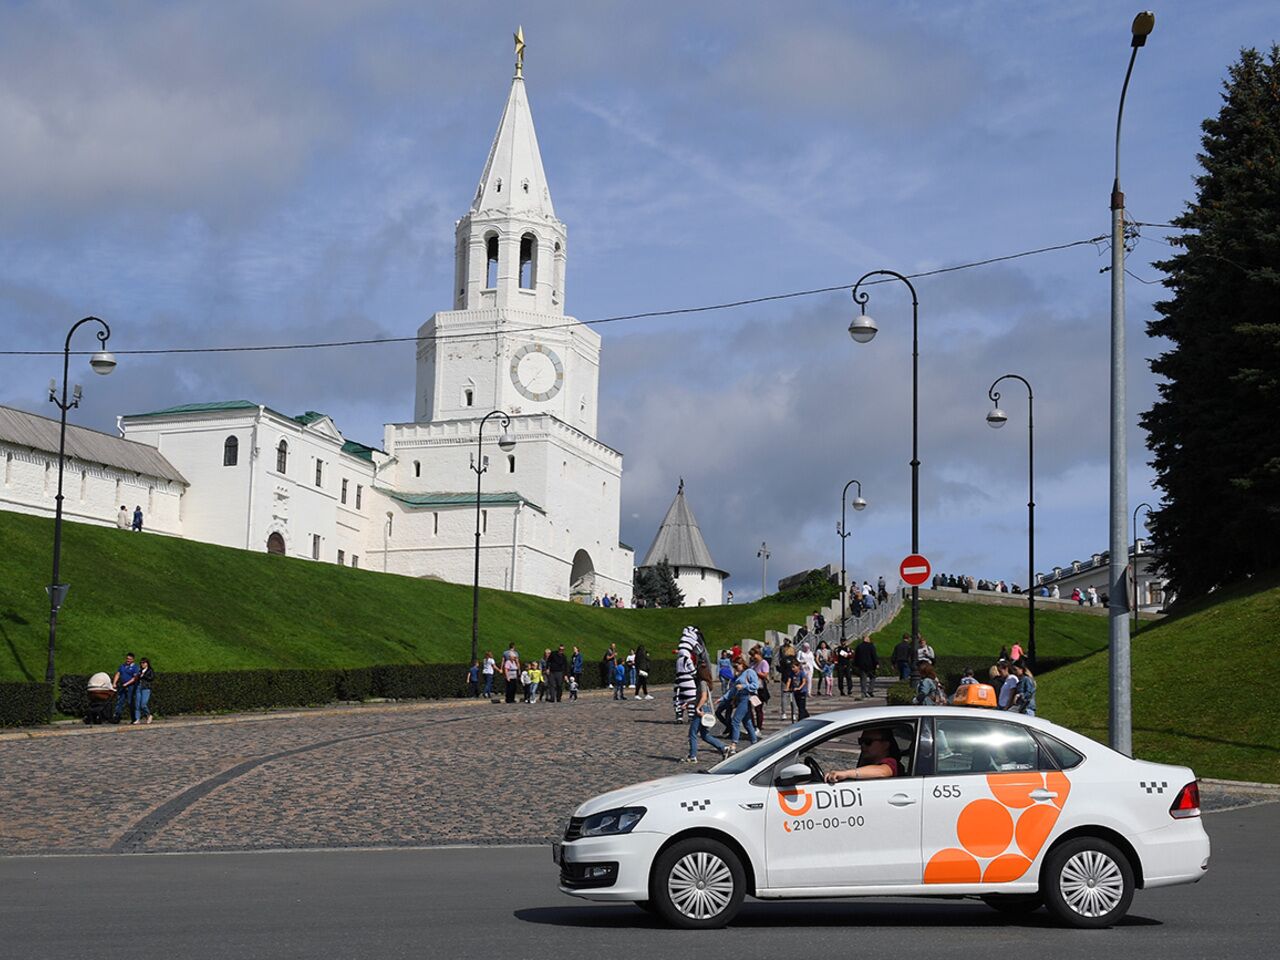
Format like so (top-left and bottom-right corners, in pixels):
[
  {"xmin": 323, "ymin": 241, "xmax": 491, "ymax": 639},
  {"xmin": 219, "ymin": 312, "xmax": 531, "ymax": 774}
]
[{"xmin": 112, "ymin": 653, "xmax": 140, "ymax": 722}]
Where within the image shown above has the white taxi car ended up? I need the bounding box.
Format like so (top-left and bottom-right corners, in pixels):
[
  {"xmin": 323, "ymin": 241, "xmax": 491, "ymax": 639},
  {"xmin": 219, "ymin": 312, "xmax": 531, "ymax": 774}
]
[{"xmin": 554, "ymin": 707, "xmax": 1209, "ymax": 928}]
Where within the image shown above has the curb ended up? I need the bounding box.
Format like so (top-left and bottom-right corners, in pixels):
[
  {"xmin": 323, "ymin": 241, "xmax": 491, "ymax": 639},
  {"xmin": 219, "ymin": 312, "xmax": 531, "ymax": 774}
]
[
  {"xmin": 1201, "ymin": 777, "xmax": 1280, "ymax": 792},
  {"xmin": 0, "ymin": 688, "xmax": 619, "ymax": 742}
]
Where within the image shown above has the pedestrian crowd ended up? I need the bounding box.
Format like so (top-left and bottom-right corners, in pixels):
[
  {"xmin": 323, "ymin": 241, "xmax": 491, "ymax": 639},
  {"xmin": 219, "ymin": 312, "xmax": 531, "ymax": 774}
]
[{"xmin": 115, "ymin": 505, "xmax": 145, "ymax": 532}]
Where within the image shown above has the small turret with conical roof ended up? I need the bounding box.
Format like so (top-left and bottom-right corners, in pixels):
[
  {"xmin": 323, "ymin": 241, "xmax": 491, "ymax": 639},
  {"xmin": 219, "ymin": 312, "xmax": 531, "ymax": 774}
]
[{"xmin": 638, "ymin": 479, "xmax": 729, "ymax": 607}]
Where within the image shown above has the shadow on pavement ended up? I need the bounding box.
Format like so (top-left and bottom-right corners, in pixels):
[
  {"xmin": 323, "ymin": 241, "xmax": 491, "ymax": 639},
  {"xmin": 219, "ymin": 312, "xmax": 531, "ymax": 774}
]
[{"xmin": 515, "ymin": 901, "xmax": 1163, "ymax": 929}]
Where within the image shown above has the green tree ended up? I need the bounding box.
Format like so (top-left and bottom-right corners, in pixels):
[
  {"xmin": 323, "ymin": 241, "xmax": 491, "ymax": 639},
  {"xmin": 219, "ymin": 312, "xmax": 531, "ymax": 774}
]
[
  {"xmin": 1142, "ymin": 46, "xmax": 1280, "ymax": 600},
  {"xmin": 632, "ymin": 566, "xmax": 660, "ymax": 606},
  {"xmin": 653, "ymin": 558, "xmax": 685, "ymax": 608}
]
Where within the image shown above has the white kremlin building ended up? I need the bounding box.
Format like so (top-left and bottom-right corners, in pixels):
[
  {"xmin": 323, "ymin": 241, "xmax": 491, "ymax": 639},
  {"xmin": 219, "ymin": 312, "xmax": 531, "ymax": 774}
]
[
  {"xmin": 0, "ymin": 43, "xmax": 639, "ymax": 604},
  {"xmin": 636, "ymin": 481, "xmax": 729, "ymax": 607}
]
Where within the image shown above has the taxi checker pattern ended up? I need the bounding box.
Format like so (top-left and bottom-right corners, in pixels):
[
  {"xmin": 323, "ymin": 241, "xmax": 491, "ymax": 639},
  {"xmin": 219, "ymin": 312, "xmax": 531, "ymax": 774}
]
[
  {"xmin": 1140, "ymin": 781, "xmax": 1169, "ymax": 794},
  {"xmin": 924, "ymin": 771, "xmax": 1072, "ymax": 884},
  {"xmin": 680, "ymin": 799, "xmax": 712, "ymax": 812}
]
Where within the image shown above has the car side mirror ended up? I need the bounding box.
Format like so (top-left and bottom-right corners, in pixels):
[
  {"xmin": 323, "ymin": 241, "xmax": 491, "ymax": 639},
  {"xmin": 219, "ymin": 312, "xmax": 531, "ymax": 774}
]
[{"xmin": 776, "ymin": 762, "xmax": 811, "ymax": 786}]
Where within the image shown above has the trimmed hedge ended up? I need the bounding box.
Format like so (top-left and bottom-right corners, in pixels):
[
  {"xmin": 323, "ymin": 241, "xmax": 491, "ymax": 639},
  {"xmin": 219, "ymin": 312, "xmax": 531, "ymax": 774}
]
[
  {"xmin": 0, "ymin": 681, "xmax": 53, "ymax": 727},
  {"xmin": 56, "ymin": 659, "xmax": 679, "ymax": 719}
]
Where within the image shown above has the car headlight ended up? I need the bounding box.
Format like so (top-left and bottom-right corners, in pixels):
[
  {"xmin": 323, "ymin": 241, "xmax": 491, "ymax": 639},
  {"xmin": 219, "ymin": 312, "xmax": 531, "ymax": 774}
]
[{"xmin": 579, "ymin": 807, "xmax": 646, "ymax": 837}]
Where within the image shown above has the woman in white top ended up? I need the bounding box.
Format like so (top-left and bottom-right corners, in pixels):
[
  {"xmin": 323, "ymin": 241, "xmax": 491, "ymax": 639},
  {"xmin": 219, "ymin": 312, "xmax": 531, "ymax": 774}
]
[{"xmin": 796, "ymin": 641, "xmax": 817, "ymax": 696}]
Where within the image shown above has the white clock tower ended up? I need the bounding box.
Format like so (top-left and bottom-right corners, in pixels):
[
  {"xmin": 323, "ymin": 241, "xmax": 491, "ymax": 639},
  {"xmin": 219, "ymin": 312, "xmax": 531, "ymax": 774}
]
[
  {"xmin": 380, "ymin": 32, "xmax": 632, "ymax": 604},
  {"xmin": 413, "ymin": 47, "xmax": 600, "ymax": 436}
]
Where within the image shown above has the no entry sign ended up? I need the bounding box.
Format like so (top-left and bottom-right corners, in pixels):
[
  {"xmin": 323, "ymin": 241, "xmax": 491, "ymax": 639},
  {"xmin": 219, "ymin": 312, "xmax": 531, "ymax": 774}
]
[{"xmin": 900, "ymin": 554, "xmax": 931, "ymax": 587}]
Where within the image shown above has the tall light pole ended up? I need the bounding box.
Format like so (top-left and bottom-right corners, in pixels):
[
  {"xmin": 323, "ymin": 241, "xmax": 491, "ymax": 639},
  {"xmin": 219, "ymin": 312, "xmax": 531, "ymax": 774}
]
[
  {"xmin": 757, "ymin": 542, "xmax": 770, "ymax": 599},
  {"xmin": 470, "ymin": 410, "xmax": 516, "ymax": 667},
  {"xmin": 848, "ymin": 269, "xmax": 921, "ymax": 643},
  {"xmin": 1109, "ymin": 10, "xmax": 1156, "ymax": 756},
  {"xmin": 837, "ymin": 479, "xmax": 868, "ymax": 643},
  {"xmin": 1132, "ymin": 501, "xmax": 1153, "ymax": 637},
  {"xmin": 986, "ymin": 374, "xmax": 1036, "ymax": 667},
  {"xmin": 46, "ymin": 317, "xmax": 117, "ymax": 683}
]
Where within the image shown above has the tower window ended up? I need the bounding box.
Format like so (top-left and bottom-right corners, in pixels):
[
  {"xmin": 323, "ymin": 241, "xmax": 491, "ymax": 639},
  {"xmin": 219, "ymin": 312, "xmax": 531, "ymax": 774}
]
[
  {"xmin": 508, "ymin": 454, "xmax": 515, "ymax": 474},
  {"xmin": 223, "ymin": 435, "xmax": 238, "ymax": 466},
  {"xmin": 356, "ymin": 484, "xmax": 363, "ymax": 509},
  {"xmin": 276, "ymin": 440, "xmax": 288, "ymax": 474},
  {"xmin": 433, "ymin": 512, "xmax": 439, "ymax": 536},
  {"xmin": 414, "ymin": 460, "xmax": 421, "ymax": 478},
  {"xmin": 519, "ymin": 233, "xmax": 536, "ymax": 289},
  {"xmin": 485, "ymin": 234, "xmax": 498, "ymax": 288},
  {"xmin": 521, "ymin": 178, "xmax": 529, "ymax": 193},
  {"xmin": 341, "ymin": 478, "xmax": 348, "ymax": 504},
  {"xmin": 464, "ymin": 388, "xmax": 474, "ymax": 407},
  {"xmin": 495, "ymin": 178, "xmax": 502, "ymax": 193}
]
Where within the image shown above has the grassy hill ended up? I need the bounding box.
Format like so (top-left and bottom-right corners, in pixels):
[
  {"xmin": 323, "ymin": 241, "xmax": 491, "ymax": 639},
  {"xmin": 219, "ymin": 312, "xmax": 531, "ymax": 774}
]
[
  {"xmin": 870, "ymin": 596, "xmax": 1111, "ymax": 661},
  {"xmin": 1039, "ymin": 572, "xmax": 1280, "ymax": 783},
  {"xmin": 0, "ymin": 511, "xmax": 828, "ymax": 681}
]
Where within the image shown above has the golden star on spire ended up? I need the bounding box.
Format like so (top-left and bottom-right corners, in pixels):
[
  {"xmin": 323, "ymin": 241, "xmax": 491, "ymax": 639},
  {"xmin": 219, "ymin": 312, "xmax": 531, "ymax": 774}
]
[{"xmin": 514, "ymin": 26, "xmax": 526, "ymax": 78}]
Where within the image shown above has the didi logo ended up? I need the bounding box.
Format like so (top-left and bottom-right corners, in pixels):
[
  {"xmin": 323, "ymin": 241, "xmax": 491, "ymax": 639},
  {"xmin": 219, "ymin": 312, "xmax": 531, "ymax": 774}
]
[{"xmin": 777, "ymin": 788, "xmax": 813, "ymax": 819}]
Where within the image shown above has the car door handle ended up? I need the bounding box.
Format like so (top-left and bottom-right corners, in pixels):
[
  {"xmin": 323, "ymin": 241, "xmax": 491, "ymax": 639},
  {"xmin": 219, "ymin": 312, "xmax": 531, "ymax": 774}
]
[
  {"xmin": 888, "ymin": 794, "xmax": 918, "ymax": 807},
  {"xmin": 1029, "ymin": 789, "xmax": 1058, "ymax": 801}
]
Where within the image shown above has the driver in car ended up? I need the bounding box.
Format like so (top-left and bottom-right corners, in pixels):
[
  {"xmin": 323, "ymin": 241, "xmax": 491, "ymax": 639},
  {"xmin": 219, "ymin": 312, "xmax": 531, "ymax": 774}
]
[{"xmin": 823, "ymin": 728, "xmax": 902, "ymax": 782}]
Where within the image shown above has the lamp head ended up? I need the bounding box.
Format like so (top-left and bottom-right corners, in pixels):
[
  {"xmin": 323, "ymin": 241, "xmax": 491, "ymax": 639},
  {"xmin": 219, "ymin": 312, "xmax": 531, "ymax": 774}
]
[
  {"xmin": 498, "ymin": 432, "xmax": 516, "ymax": 452},
  {"xmin": 1131, "ymin": 11, "xmax": 1155, "ymax": 47},
  {"xmin": 848, "ymin": 314, "xmax": 878, "ymax": 344},
  {"xmin": 89, "ymin": 351, "xmax": 117, "ymax": 375},
  {"xmin": 986, "ymin": 406, "xmax": 1009, "ymax": 429},
  {"xmin": 72, "ymin": 384, "xmax": 83, "ymax": 403},
  {"xmin": 852, "ymin": 496, "xmax": 867, "ymax": 512}
]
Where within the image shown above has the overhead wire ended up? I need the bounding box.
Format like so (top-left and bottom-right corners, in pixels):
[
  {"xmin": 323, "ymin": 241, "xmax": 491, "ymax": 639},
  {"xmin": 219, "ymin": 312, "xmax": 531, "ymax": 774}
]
[{"xmin": 2, "ymin": 233, "xmax": 1112, "ymax": 358}]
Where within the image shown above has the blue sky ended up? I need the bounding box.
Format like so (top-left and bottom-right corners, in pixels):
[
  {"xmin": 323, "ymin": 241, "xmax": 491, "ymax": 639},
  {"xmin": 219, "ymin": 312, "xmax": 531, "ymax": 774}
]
[{"xmin": 1, "ymin": 1, "xmax": 1272, "ymax": 599}]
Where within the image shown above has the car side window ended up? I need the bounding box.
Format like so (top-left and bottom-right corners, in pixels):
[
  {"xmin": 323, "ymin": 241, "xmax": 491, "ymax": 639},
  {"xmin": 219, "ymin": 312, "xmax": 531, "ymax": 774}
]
[
  {"xmin": 797, "ymin": 719, "xmax": 920, "ymax": 779},
  {"xmin": 1035, "ymin": 730, "xmax": 1085, "ymax": 770},
  {"xmin": 933, "ymin": 718, "xmax": 1040, "ymax": 775}
]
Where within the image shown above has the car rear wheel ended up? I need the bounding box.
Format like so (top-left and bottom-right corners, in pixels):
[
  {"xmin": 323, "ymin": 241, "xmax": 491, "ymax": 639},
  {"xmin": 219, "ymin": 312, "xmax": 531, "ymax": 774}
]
[
  {"xmin": 651, "ymin": 838, "xmax": 745, "ymax": 929},
  {"xmin": 981, "ymin": 893, "xmax": 1044, "ymax": 915},
  {"xmin": 1042, "ymin": 837, "xmax": 1134, "ymax": 928}
]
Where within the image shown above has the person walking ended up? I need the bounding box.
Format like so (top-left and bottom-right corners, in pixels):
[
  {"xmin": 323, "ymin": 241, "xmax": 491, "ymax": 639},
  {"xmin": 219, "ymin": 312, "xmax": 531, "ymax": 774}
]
[
  {"xmin": 914, "ymin": 635, "xmax": 936, "ymax": 668},
  {"xmin": 717, "ymin": 651, "xmax": 733, "ymax": 697},
  {"xmin": 797, "ymin": 641, "xmax": 816, "ymax": 697},
  {"xmin": 722, "ymin": 656, "xmax": 759, "ymax": 751},
  {"xmin": 1011, "ymin": 662, "xmax": 1038, "ymax": 716},
  {"xmin": 466, "ymin": 661, "xmax": 480, "ymax": 698},
  {"xmin": 673, "ymin": 627, "xmax": 700, "ymax": 724},
  {"xmin": 835, "ymin": 638, "xmax": 854, "ymax": 696},
  {"xmin": 612, "ymin": 659, "xmax": 626, "ymax": 700},
  {"xmin": 891, "ymin": 633, "xmax": 914, "ymax": 682},
  {"xmin": 482, "ymin": 651, "xmax": 496, "ymax": 698},
  {"xmin": 131, "ymin": 505, "xmax": 143, "ymax": 532},
  {"xmin": 625, "ymin": 648, "xmax": 637, "ymax": 690},
  {"xmin": 547, "ymin": 644, "xmax": 568, "ymax": 702},
  {"xmin": 633, "ymin": 645, "xmax": 652, "ymax": 700},
  {"xmin": 750, "ymin": 648, "xmax": 770, "ymax": 734},
  {"xmin": 570, "ymin": 646, "xmax": 583, "ymax": 687},
  {"xmin": 853, "ymin": 634, "xmax": 880, "ymax": 700},
  {"xmin": 602, "ymin": 643, "xmax": 618, "ymax": 691},
  {"xmin": 914, "ymin": 663, "xmax": 947, "ymax": 706},
  {"xmin": 116, "ymin": 505, "xmax": 129, "ymax": 530},
  {"xmin": 112, "ymin": 652, "xmax": 140, "ymax": 723},
  {"xmin": 133, "ymin": 658, "xmax": 154, "ymax": 724},
  {"xmin": 786, "ymin": 656, "xmax": 810, "ymax": 721},
  {"xmin": 503, "ymin": 650, "xmax": 521, "ymax": 704}
]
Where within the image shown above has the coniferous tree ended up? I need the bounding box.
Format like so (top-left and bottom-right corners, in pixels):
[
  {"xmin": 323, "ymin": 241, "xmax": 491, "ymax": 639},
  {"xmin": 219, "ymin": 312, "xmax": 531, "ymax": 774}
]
[
  {"xmin": 1142, "ymin": 46, "xmax": 1280, "ymax": 600},
  {"xmin": 632, "ymin": 566, "xmax": 660, "ymax": 607},
  {"xmin": 654, "ymin": 558, "xmax": 685, "ymax": 608}
]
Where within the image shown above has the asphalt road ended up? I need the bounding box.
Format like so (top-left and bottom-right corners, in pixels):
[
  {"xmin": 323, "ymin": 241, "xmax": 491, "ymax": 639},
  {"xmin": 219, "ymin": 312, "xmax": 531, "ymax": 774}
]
[{"xmin": 2, "ymin": 802, "xmax": 1274, "ymax": 960}]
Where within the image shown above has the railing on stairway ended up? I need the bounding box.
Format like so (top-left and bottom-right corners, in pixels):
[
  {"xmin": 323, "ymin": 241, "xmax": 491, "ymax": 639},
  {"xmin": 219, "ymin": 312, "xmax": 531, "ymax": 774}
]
[{"xmin": 833, "ymin": 588, "xmax": 903, "ymax": 641}]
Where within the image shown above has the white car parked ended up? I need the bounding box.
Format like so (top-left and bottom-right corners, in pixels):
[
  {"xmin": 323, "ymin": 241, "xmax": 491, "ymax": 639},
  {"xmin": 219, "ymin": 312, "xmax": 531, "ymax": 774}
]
[{"xmin": 554, "ymin": 707, "xmax": 1209, "ymax": 928}]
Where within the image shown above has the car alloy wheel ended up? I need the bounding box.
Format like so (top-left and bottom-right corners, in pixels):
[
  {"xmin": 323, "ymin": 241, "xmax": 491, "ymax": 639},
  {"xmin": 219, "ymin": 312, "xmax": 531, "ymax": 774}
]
[
  {"xmin": 667, "ymin": 851, "xmax": 734, "ymax": 920},
  {"xmin": 1042, "ymin": 836, "xmax": 1135, "ymax": 928},
  {"xmin": 651, "ymin": 837, "xmax": 746, "ymax": 929},
  {"xmin": 1059, "ymin": 850, "xmax": 1125, "ymax": 918}
]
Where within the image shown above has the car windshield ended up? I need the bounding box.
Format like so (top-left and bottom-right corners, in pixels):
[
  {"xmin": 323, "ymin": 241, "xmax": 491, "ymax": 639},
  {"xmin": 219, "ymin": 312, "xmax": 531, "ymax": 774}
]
[{"xmin": 704, "ymin": 718, "xmax": 829, "ymax": 775}]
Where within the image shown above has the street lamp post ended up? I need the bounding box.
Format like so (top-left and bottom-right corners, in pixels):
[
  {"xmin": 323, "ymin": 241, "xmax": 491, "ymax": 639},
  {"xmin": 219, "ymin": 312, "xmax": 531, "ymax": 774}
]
[
  {"xmin": 1109, "ymin": 10, "xmax": 1156, "ymax": 756},
  {"xmin": 837, "ymin": 480, "xmax": 868, "ymax": 643},
  {"xmin": 46, "ymin": 317, "xmax": 117, "ymax": 683},
  {"xmin": 757, "ymin": 542, "xmax": 770, "ymax": 598},
  {"xmin": 1132, "ymin": 501, "xmax": 1153, "ymax": 638},
  {"xmin": 470, "ymin": 410, "xmax": 516, "ymax": 668},
  {"xmin": 848, "ymin": 270, "xmax": 921, "ymax": 643},
  {"xmin": 986, "ymin": 374, "xmax": 1036, "ymax": 667}
]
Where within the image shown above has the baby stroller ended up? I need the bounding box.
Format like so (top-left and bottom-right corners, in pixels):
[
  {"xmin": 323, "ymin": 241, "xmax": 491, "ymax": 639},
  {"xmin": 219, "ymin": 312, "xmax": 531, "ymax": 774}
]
[{"xmin": 84, "ymin": 672, "xmax": 116, "ymax": 724}]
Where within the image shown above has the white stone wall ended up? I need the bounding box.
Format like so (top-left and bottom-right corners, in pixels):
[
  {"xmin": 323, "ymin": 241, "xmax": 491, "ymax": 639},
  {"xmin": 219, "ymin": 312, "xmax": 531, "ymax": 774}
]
[
  {"xmin": 672, "ymin": 565, "xmax": 726, "ymax": 608},
  {"xmin": 0, "ymin": 441, "xmax": 183, "ymax": 535},
  {"xmin": 122, "ymin": 408, "xmax": 378, "ymax": 564}
]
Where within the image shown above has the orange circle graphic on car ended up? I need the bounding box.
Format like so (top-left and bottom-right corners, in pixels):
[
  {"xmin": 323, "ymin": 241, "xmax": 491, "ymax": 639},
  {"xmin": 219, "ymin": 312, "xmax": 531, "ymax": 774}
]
[
  {"xmin": 924, "ymin": 771, "xmax": 1072, "ymax": 884},
  {"xmin": 957, "ymin": 798, "xmax": 1014, "ymax": 858},
  {"xmin": 924, "ymin": 847, "xmax": 981, "ymax": 884},
  {"xmin": 777, "ymin": 788, "xmax": 813, "ymax": 817}
]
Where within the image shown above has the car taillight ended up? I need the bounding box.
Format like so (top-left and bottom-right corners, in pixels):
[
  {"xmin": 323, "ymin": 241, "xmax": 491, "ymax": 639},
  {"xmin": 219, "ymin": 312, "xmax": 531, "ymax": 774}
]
[{"xmin": 1170, "ymin": 781, "xmax": 1200, "ymax": 819}]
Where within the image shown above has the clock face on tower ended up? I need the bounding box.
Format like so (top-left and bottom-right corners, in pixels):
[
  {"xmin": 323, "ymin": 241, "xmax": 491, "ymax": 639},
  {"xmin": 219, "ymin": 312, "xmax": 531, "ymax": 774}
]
[{"xmin": 510, "ymin": 343, "xmax": 565, "ymax": 402}]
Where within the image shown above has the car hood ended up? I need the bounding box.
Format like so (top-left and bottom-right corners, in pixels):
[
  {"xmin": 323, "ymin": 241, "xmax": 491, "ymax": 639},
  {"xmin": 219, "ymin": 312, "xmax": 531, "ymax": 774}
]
[{"xmin": 574, "ymin": 774, "xmax": 719, "ymax": 817}]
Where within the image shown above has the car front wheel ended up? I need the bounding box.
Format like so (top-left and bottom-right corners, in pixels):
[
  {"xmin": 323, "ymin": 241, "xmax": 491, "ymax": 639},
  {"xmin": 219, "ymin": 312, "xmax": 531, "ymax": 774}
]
[
  {"xmin": 651, "ymin": 838, "xmax": 746, "ymax": 929},
  {"xmin": 1042, "ymin": 837, "xmax": 1135, "ymax": 928}
]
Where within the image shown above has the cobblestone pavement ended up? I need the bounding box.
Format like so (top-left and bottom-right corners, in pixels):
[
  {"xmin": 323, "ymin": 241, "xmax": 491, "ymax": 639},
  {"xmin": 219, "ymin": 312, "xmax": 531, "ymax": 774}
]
[{"xmin": 0, "ymin": 686, "xmax": 1267, "ymax": 856}]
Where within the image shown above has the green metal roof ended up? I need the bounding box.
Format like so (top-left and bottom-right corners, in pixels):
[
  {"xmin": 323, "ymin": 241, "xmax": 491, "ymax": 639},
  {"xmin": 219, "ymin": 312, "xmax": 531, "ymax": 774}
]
[
  {"xmin": 127, "ymin": 400, "xmax": 258, "ymax": 417},
  {"xmin": 341, "ymin": 440, "xmax": 378, "ymax": 462},
  {"xmin": 388, "ymin": 491, "xmax": 545, "ymax": 514},
  {"xmin": 292, "ymin": 410, "xmax": 328, "ymax": 426}
]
